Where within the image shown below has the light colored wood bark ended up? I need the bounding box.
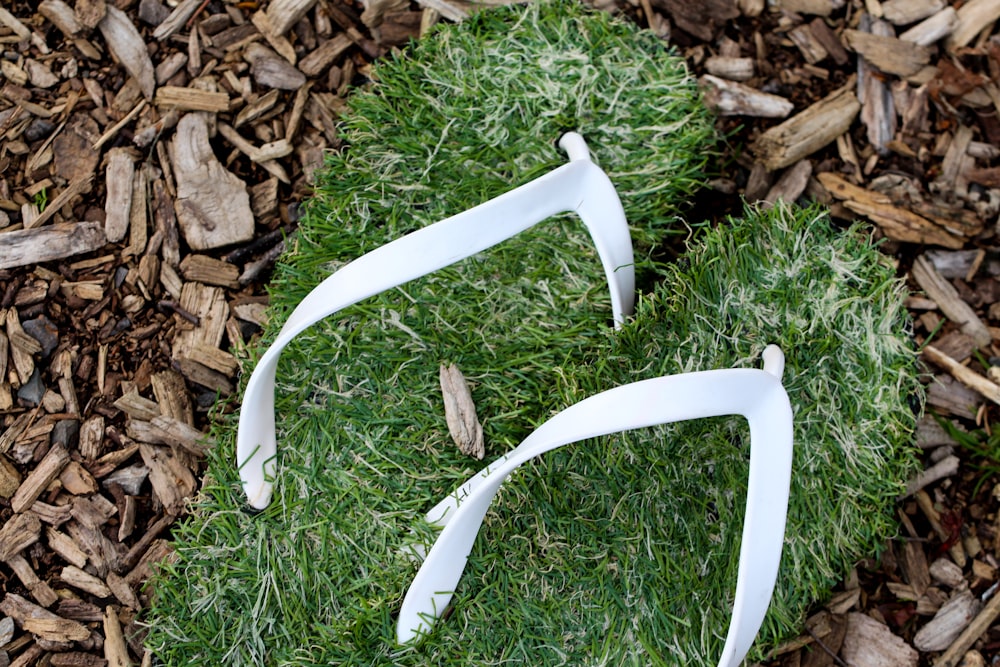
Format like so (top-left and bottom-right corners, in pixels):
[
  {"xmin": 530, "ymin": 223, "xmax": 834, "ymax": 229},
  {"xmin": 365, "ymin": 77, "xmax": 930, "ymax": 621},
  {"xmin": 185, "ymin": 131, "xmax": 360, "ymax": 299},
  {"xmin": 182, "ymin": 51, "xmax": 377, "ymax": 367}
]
[
  {"xmin": 440, "ymin": 364, "xmax": 484, "ymax": 459},
  {"xmin": 700, "ymin": 75, "xmax": 793, "ymax": 118},
  {"xmin": 0, "ymin": 512, "xmax": 41, "ymax": 561},
  {"xmin": 753, "ymin": 85, "xmax": 859, "ymax": 169},
  {"xmin": 11, "ymin": 445, "xmax": 70, "ymax": 514},
  {"xmin": 98, "ymin": 6, "xmax": 155, "ymax": 100},
  {"xmin": 168, "ymin": 113, "xmax": 255, "ymax": 250},
  {"xmin": 900, "ymin": 8, "xmax": 958, "ymax": 46},
  {"xmin": 946, "ymin": 0, "xmax": 1000, "ymax": 50},
  {"xmin": 912, "ymin": 256, "xmax": 992, "ymax": 347},
  {"xmin": 841, "ymin": 612, "xmax": 918, "ymax": 667},
  {"xmin": 843, "ymin": 30, "xmax": 932, "ymax": 77}
]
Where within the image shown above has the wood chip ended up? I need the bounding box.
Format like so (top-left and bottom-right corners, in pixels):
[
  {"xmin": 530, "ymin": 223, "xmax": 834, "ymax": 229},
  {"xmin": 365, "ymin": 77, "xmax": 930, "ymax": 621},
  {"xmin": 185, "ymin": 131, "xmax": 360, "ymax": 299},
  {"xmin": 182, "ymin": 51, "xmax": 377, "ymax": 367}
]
[
  {"xmin": 104, "ymin": 148, "xmax": 135, "ymax": 244},
  {"xmin": 841, "ymin": 612, "xmax": 918, "ymax": 667},
  {"xmin": 47, "ymin": 527, "xmax": 88, "ymax": 569},
  {"xmin": 900, "ymin": 8, "xmax": 959, "ymax": 46},
  {"xmin": 168, "ymin": 113, "xmax": 255, "ymax": 250},
  {"xmin": 60, "ymin": 565, "xmax": 112, "ymax": 599},
  {"xmin": 764, "ymin": 160, "xmax": 812, "ymax": 205},
  {"xmin": 912, "ymin": 255, "xmax": 992, "ymax": 347},
  {"xmin": 6, "ymin": 554, "xmax": 59, "ymax": 608},
  {"xmin": 98, "ymin": 6, "xmax": 155, "ymax": 101},
  {"xmin": 103, "ymin": 605, "xmax": 129, "ymax": 667},
  {"xmin": 819, "ymin": 173, "xmax": 963, "ymax": 248},
  {"xmin": 139, "ymin": 444, "xmax": 196, "ymax": 514},
  {"xmin": 0, "ymin": 222, "xmax": 107, "ymax": 271},
  {"xmin": 700, "ymin": 75, "xmax": 794, "ymax": 118},
  {"xmin": 946, "ymin": 0, "xmax": 1000, "ymax": 51},
  {"xmin": 934, "ymin": 590, "xmax": 1000, "ymax": 667},
  {"xmin": 0, "ymin": 512, "xmax": 41, "ymax": 561},
  {"xmin": 298, "ymin": 34, "xmax": 353, "ymax": 77},
  {"xmin": 440, "ymin": 363, "xmax": 484, "ymax": 459},
  {"xmin": 11, "ymin": 445, "xmax": 70, "ymax": 513},
  {"xmin": 267, "ymin": 0, "xmax": 320, "ymax": 36},
  {"xmin": 1, "ymin": 593, "xmax": 89, "ymax": 642},
  {"xmin": 27, "ymin": 175, "xmax": 94, "ymax": 230},
  {"xmin": 39, "ymin": 0, "xmax": 84, "ymax": 37},
  {"xmin": 882, "ymin": 0, "xmax": 944, "ymax": 25},
  {"xmin": 923, "ymin": 346, "xmax": 1000, "ymax": 406},
  {"xmin": 151, "ymin": 0, "xmax": 202, "ymax": 41},
  {"xmin": 753, "ymin": 84, "xmax": 859, "ymax": 170},
  {"xmin": 843, "ymin": 30, "xmax": 932, "ymax": 77},
  {"xmin": 154, "ymin": 86, "xmax": 230, "ymax": 113}
]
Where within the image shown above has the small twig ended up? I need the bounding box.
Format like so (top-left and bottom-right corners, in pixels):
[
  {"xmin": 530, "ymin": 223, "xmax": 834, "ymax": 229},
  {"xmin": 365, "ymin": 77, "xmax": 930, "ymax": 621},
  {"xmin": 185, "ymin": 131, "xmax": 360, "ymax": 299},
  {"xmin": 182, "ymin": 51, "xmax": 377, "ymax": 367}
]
[
  {"xmin": 158, "ymin": 300, "xmax": 201, "ymax": 326},
  {"xmin": 805, "ymin": 625, "xmax": 850, "ymax": 667}
]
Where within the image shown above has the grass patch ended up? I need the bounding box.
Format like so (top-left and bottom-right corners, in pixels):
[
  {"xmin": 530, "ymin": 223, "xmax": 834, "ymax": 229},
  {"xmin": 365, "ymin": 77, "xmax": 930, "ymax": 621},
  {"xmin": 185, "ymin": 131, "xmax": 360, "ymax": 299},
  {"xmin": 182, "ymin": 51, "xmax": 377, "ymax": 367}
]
[{"xmin": 144, "ymin": 3, "xmax": 919, "ymax": 665}]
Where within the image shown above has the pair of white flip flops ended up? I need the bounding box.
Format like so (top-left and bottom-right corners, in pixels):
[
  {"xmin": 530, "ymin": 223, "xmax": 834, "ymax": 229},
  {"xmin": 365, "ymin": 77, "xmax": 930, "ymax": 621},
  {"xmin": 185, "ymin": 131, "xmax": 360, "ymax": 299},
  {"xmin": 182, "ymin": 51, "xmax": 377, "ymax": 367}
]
[{"xmin": 235, "ymin": 133, "xmax": 794, "ymax": 667}]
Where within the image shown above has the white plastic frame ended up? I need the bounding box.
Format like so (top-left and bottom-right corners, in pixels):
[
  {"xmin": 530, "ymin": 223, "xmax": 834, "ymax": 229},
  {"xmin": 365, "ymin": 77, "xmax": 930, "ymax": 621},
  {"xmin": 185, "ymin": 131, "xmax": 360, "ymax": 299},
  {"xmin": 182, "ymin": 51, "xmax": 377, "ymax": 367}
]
[
  {"xmin": 400, "ymin": 346, "xmax": 793, "ymax": 667},
  {"xmin": 236, "ymin": 133, "xmax": 635, "ymax": 510}
]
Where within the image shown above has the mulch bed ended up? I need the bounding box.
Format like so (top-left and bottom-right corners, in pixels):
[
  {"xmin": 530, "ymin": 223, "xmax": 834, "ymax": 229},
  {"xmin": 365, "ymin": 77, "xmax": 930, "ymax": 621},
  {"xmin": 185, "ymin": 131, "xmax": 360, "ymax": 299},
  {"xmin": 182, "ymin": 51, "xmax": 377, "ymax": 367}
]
[{"xmin": 2, "ymin": 0, "xmax": 1000, "ymax": 665}]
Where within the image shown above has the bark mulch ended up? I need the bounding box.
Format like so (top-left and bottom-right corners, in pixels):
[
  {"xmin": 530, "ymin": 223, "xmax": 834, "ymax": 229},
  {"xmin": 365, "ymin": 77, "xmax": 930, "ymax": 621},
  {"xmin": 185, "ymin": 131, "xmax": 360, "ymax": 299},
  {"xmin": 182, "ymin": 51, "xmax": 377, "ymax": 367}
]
[{"xmin": 2, "ymin": 0, "xmax": 1000, "ymax": 665}]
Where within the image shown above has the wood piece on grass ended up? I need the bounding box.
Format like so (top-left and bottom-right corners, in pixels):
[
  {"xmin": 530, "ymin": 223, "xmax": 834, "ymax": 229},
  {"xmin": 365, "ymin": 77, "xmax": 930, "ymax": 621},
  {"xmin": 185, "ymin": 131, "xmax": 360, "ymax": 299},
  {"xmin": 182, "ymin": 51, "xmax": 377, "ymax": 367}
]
[
  {"xmin": 753, "ymin": 84, "xmax": 859, "ymax": 170},
  {"xmin": 151, "ymin": 0, "xmax": 202, "ymax": 40},
  {"xmin": 98, "ymin": 6, "xmax": 155, "ymax": 101},
  {"xmin": 178, "ymin": 254, "xmax": 240, "ymax": 288},
  {"xmin": 841, "ymin": 612, "xmax": 918, "ymax": 667},
  {"xmin": 946, "ymin": 0, "xmax": 1000, "ymax": 51},
  {"xmin": 299, "ymin": 34, "xmax": 353, "ymax": 77},
  {"xmin": 104, "ymin": 605, "xmax": 129, "ymax": 667},
  {"xmin": 0, "ymin": 454, "xmax": 20, "ymax": 499},
  {"xmin": 11, "ymin": 445, "xmax": 70, "ymax": 514},
  {"xmin": 60, "ymin": 566, "xmax": 111, "ymax": 599},
  {"xmin": 168, "ymin": 113, "xmax": 255, "ymax": 250},
  {"xmin": 905, "ymin": 453, "xmax": 961, "ymax": 496},
  {"xmin": 0, "ymin": 222, "xmax": 106, "ymax": 271},
  {"xmin": 1, "ymin": 594, "xmax": 89, "ymax": 643},
  {"xmin": 934, "ymin": 590, "xmax": 1000, "ymax": 667},
  {"xmin": 266, "ymin": 0, "xmax": 319, "ymax": 35},
  {"xmin": 901, "ymin": 8, "xmax": 959, "ymax": 46},
  {"xmin": 251, "ymin": 10, "xmax": 297, "ymax": 64},
  {"xmin": 882, "ymin": 0, "xmax": 945, "ymax": 24},
  {"xmin": 818, "ymin": 173, "xmax": 963, "ymax": 248},
  {"xmin": 764, "ymin": 160, "xmax": 812, "ymax": 206},
  {"xmin": 912, "ymin": 256, "xmax": 992, "ymax": 347},
  {"xmin": 843, "ymin": 30, "xmax": 932, "ymax": 77},
  {"xmin": 244, "ymin": 42, "xmax": 307, "ymax": 90},
  {"xmin": 924, "ymin": 345, "xmax": 1000, "ymax": 407},
  {"xmin": 139, "ymin": 444, "xmax": 196, "ymax": 514},
  {"xmin": 0, "ymin": 512, "xmax": 41, "ymax": 561},
  {"xmin": 699, "ymin": 75, "xmax": 793, "ymax": 118},
  {"xmin": 6, "ymin": 554, "xmax": 58, "ymax": 608},
  {"xmin": 104, "ymin": 148, "xmax": 134, "ymax": 244},
  {"xmin": 47, "ymin": 527, "xmax": 88, "ymax": 569},
  {"xmin": 704, "ymin": 56, "xmax": 754, "ymax": 81},
  {"xmin": 440, "ymin": 363, "xmax": 484, "ymax": 459},
  {"xmin": 154, "ymin": 86, "xmax": 230, "ymax": 113}
]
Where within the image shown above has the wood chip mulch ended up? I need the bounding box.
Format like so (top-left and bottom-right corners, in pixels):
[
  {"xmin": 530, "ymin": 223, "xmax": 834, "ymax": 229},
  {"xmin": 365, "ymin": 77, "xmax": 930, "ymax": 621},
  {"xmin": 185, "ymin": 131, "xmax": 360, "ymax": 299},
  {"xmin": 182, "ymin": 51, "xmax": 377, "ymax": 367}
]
[{"xmin": 3, "ymin": 0, "xmax": 1000, "ymax": 665}]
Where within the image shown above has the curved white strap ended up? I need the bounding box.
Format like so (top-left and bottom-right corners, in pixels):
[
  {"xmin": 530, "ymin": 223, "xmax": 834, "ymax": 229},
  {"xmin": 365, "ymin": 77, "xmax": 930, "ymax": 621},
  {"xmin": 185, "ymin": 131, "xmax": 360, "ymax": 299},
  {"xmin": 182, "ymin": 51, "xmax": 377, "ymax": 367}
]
[
  {"xmin": 399, "ymin": 346, "xmax": 793, "ymax": 667},
  {"xmin": 237, "ymin": 133, "xmax": 635, "ymax": 509}
]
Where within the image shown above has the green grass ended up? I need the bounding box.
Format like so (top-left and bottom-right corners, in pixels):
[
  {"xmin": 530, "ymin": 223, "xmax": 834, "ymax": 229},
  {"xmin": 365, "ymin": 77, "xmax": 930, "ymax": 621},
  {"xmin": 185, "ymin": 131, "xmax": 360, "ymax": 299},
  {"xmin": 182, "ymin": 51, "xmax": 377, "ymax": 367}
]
[{"xmin": 143, "ymin": 3, "xmax": 919, "ymax": 665}]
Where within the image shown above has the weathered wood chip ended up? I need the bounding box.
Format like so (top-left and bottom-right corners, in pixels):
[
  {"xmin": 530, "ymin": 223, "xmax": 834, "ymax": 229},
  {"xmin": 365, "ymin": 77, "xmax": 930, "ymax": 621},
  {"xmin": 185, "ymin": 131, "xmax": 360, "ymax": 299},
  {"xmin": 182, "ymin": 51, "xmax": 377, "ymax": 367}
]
[
  {"xmin": 39, "ymin": 0, "xmax": 85, "ymax": 37},
  {"xmin": 882, "ymin": 0, "xmax": 944, "ymax": 25},
  {"xmin": 47, "ymin": 526, "xmax": 89, "ymax": 569},
  {"xmin": 700, "ymin": 75, "xmax": 794, "ymax": 118},
  {"xmin": 104, "ymin": 148, "xmax": 135, "ymax": 243},
  {"xmin": 98, "ymin": 6, "xmax": 155, "ymax": 101},
  {"xmin": 11, "ymin": 445, "xmax": 70, "ymax": 514},
  {"xmin": 440, "ymin": 363, "xmax": 484, "ymax": 459},
  {"xmin": 151, "ymin": 0, "xmax": 202, "ymax": 40},
  {"xmin": 0, "ymin": 222, "xmax": 107, "ymax": 271},
  {"xmin": 916, "ymin": 591, "xmax": 982, "ymax": 651},
  {"xmin": 841, "ymin": 612, "xmax": 918, "ymax": 667},
  {"xmin": 75, "ymin": 0, "xmax": 107, "ymax": 30},
  {"xmin": 103, "ymin": 605, "xmax": 129, "ymax": 667},
  {"xmin": 266, "ymin": 0, "xmax": 320, "ymax": 35},
  {"xmin": 7, "ymin": 553, "xmax": 59, "ymax": 608},
  {"xmin": 0, "ymin": 454, "xmax": 20, "ymax": 499},
  {"xmin": 155, "ymin": 86, "xmax": 230, "ymax": 113},
  {"xmin": 900, "ymin": 8, "xmax": 959, "ymax": 46},
  {"xmin": 139, "ymin": 444, "xmax": 196, "ymax": 514},
  {"xmin": 946, "ymin": 0, "xmax": 1000, "ymax": 51},
  {"xmin": 1, "ymin": 593, "xmax": 89, "ymax": 642},
  {"xmin": 912, "ymin": 255, "xmax": 992, "ymax": 347},
  {"xmin": 179, "ymin": 254, "xmax": 240, "ymax": 288},
  {"xmin": 0, "ymin": 512, "xmax": 41, "ymax": 561},
  {"xmin": 245, "ymin": 42, "xmax": 307, "ymax": 90},
  {"xmin": 843, "ymin": 30, "xmax": 932, "ymax": 77},
  {"xmin": 753, "ymin": 85, "xmax": 859, "ymax": 170},
  {"xmin": 61, "ymin": 565, "xmax": 112, "ymax": 599},
  {"xmin": 298, "ymin": 34, "xmax": 353, "ymax": 77}
]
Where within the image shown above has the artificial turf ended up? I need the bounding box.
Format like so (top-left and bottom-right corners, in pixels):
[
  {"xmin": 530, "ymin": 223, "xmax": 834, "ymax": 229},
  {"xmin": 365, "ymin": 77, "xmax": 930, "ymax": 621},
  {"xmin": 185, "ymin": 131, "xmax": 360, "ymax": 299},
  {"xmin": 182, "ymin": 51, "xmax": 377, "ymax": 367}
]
[{"xmin": 144, "ymin": 3, "xmax": 919, "ymax": 665}]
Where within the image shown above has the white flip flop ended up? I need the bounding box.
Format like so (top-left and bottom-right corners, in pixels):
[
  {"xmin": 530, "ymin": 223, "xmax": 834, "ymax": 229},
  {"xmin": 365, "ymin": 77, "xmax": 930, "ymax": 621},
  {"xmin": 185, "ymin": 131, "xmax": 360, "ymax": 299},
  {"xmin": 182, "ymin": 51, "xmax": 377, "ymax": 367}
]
[
  {"xmin": 400, "ymin": 345, "xmax": 794, "ymax": 667},
  {"xmin": 236, "ymin": 133, "xmax": 635, "ymax": 510}
]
